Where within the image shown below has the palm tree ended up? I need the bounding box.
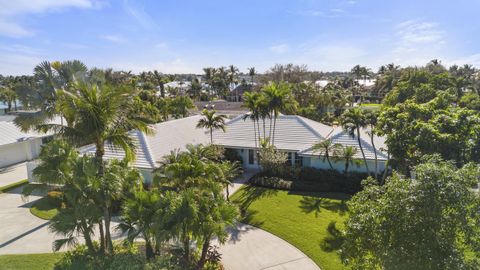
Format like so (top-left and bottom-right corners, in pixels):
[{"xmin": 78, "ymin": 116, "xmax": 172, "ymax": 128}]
[
  {"xmin": 228, "ymin": 65, "xmax": 239, "ymax": 101},
  {"xmin": 365, "ymin": 111, "xmax": 379, "ymax": 178},
  {"xmin": 341, "ymin": 108, "xmax": 370, "ymax": 176},
  {"xmin": 119, "ymin": 189, "xmax": 164, "ymax": 259},
  {"xmin": 37, "ymin": 81, "xmax": 152, "ymax": 254},
  {"xmin": 263, "ymin": 82, "xmax": 295, "ymax": 146},
  {"xmin": 248, "ymin": 67, "xmax": 256, "ymax": 84},
  {"xmin": 312, "ymin": 139, "xmax": 336, "ymax": 170},
  {"xmin": 333, "ymin": 145, "xmax": 358, "ymax": 176},
  {"xmin": 217, "ymin": 161, "xmax": 242, "ymax": 201},
  {"xmin": 242, "ymin": 92, "xmax": 261, "ymax": 148},
  {"xmin": 152, "ymin": 70, "xmax": 170, "ymax": 98},
  {"xmin": 196, "ymin": 109, "xmax": 227, "ymax": 144}
]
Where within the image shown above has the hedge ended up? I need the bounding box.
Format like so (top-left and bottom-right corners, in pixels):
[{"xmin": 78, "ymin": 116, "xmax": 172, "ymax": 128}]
[{"xmin": 250, "ymin": 167, "xmax": 368, "ymax": 194}]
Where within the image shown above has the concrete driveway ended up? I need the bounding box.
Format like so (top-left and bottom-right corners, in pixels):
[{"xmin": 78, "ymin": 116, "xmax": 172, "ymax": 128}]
[
  {"xmin": 219, "ymin": 223, "xmax": 320, "ymax": 270},
  {"xmin": 0, "ymin": 162, "xmax": 27, "ymax": 187},
  {"xmin": 0, "ymin": 186, "xmax": 122, "ymax": 255}
]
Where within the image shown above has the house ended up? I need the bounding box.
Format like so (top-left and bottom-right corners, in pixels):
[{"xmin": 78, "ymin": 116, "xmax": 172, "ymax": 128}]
[
  {"xmin": 0, "ymin": 121, "xmax": 53, "ymax": 168},
  {"xmin": 212, "ymin": 114, "xmax": 388, "ymax": 173},
  {"xmin": 79, "ymin": 115, "xmax": 210, "ymax": 183}
]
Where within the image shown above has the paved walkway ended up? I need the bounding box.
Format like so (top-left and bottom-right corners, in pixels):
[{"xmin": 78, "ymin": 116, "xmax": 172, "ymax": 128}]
[
  {"xmin": 219, "ymin": 223, "xmax": 319, "ymax": 270},
  {"xmin": 0, "ymin": 162, "xmax": 27, "ymax": 187},
  {"xmin": 0, "ymin": 187, "xmax": 122, "ymax": 255},
  {"xmin": 0, "ymin": 171, "xmax": 320, "ymax": 270}
]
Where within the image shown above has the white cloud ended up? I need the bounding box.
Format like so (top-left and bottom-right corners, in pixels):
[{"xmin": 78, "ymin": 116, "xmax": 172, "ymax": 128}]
[
  {"xmin": 99, "ymin": 35, "xmax": 127, "ymax": 43},
  {"xmin": 0, "ymin": 0, "xmax": 102, "ymax": 37},
  {"xmin": 270, "ymin": 44, "xmax": 289, "ymax": 54},
  {"xmin": 0, "ymin": 53, "xmax": 42, "ymax": 75},
  {"xmin": 122, "ymin": 0, "xmax": 156, "ymax": 29},
  {"xmin": 396, "ymin": 19, "xmax": 445, "ymax": 45},
  {"xmin": 108, "ymin": 58, "xmax": 197, "ymax": 74}
]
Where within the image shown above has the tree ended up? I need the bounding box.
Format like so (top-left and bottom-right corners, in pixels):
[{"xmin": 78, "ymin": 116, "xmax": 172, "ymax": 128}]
[
  {"xmin": 216, "ymin": 161, "xmax": 242, "ymax": 201},
  {"xmin": 228, "ymin": 65, "xmax": 239, "ymax": 101},
  {"xmin": 248, "ymin": 67, "xmax": 256, "ymax": 84},
  {"xmin": 242, "ymin": 92, "xmax": 262, "ymax": 148},
  {"xmin": 333, "ymin": 145, "xmax": 359, "ymax": 176},
  {"xmin": 169, "ymin": 96, "xmax": 195, "ymax": 118},
  {"xmin": 263, "ymin": 82, "xmax": 296, "ymax": 146},
  {"xmin": 341, "ymin": 108, "xmax": 370, "ymax": 175},
  {"xmin": 196, "ymin": 109, "xmax": 227, "ymax": 144},
  {"xmin": 341, "ymin": 156, "xmax": 480, "ymax": 269},
  {"xmin": 36, "ymin": 81, "xmax": 152, "ymax": 255},
  {"xmin": 0, "ymin": 88, "xmax": 17, "ymax": 112},
  {"xmin": 312, "ymin": 139, "xmax": 336, "ymax": 170},
  {"xmin": 364, "ymin": 111, "xmax": 379, "ymax": 178}
]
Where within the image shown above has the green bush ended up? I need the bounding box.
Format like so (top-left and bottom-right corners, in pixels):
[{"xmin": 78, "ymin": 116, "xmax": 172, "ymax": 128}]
[{"xmin": 251, "ymin": 167, "xmax": 368, "ymax": 194}]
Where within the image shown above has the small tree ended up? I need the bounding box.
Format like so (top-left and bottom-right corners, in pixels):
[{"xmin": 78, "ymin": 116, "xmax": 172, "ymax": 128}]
[
  {"xmin": 197, "ymin": 109, "xmax": 227, "ymax": 144},
  {"xmin": 312, "ymin": 139, "xmax": 336, "ymax": 170},
  {"xmin": 258, "ymin": 145, "xmax": 288, "ymax": 176},
  {"xmin": 341, "ymin": 156, "xmax": 480, "ymax": 270}
]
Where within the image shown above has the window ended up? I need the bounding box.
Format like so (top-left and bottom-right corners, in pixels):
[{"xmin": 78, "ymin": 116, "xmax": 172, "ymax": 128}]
[
  {"xmin": 248, "ymin": 149, "xmax": 254, "ymax": 165},
  {"xmin": 287, "ymin": 152, "xmax": 292, "ymax": 165},
  {"xmin": 294, "ymin": 153, "xmax": 303, "ymax": 167}
]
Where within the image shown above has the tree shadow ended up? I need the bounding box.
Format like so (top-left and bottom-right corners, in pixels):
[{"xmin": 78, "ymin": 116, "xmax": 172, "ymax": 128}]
[
  {"xmin": 320, "ymin": 221, "xmax": 345, "ymax": 252},
  {"xmin": 234, "ymin": 184, "xmax": 278, "ymax": 211},
  {"xmin": 298, "ymin": 196, "xmax": 348, "ymax": 217}
]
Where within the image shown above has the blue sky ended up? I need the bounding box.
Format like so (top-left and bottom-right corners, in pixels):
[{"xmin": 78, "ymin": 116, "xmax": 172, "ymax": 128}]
[{"xmin": 0, "ymin": 0, "xmax": 479, "ymax": 75}]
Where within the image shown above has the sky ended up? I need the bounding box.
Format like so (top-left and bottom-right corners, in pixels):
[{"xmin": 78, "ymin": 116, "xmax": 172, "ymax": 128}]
[{"xmin": 0, "ymin": 0, "xmax": 479, "ymax": 75}]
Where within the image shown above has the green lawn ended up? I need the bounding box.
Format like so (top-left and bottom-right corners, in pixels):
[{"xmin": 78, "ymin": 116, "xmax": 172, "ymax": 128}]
[
  {"xmin": 30, "ymin": 196, "xmax": 59, "ymax": 220},
  {"xmin": 0, "ymin": 253, "xmax": 63, "ymax": 270},
  {"xmin": 232, "ymin": 186, "xmax": 350, "ymax": 270}
]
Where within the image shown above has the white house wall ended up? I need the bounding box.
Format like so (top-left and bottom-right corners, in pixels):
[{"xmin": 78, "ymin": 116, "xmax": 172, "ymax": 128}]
[
  {"xmin": 0, "ymin": 138, "xmax": 43, "ymax": 168},
  {"xmin": 308, "ymin": 156, "xmax": 386, "ymax": 173}
]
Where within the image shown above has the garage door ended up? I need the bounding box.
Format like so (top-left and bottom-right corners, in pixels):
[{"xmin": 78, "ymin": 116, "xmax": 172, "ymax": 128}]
[{"xmin": 0, "ymin": 142, "xmax": 29, "ymax": 168}]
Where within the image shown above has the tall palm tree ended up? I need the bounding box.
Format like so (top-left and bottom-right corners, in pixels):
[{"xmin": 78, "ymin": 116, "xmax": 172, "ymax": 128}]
[
  {"xmin": 228, "ymin": 65, "xmax": 239, "ymax": 101},
  {"xmin": 365, "ymin": 111, "xmax": 379, "ymax": 178},
  {"xmin": 263, "ymin": 82, "xmax": 295, "ymax": 146},
  {"xmin": 341, "ymin": 108, "xmax": 371, "ymax": 176},
  {"xmin": 216, "ymin": 161, "xmax": 241, "ymax": 201},
  {"xmin": 242, "ymin": 92, "xmax": 261, "ymax": 148},
  {"xmin": 312, "ymin": 139, "xmax": 336, "ymax": 170},
  {"xmin": 37, "ymin": 81, "xmax": 152, "ymax": 254},
  {"xmin": 333, "ymin": 145, "xmax": 358, "ymax": 176},
  {"xmin": 248, "ymin": 67, "xmax": 256, "ymax": 84},
  {"xmin": 196, "ymin": 109, "xmax": 227, "ymax": 144},
  {"xmin": 152, "ymin": 70, "xmax": 170, "ymax": 98}
]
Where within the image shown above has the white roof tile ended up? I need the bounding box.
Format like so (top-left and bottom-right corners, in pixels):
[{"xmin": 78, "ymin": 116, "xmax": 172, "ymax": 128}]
[
  {"xmin": 80, "ymin": 115, "xmax": 209, "ymax": 169},
  {"xmin": 0, "ymin": 121, "xmax": 51, "ymax": 146}
]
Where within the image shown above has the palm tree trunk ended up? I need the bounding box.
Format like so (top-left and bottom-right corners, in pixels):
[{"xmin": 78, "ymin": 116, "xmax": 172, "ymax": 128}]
[
  {"xmin": 210, "ymin": 129, "xmax": 213, "ymax": 144},
  {"xmin": 356, "ymin": 127, "xmax": 370, "ymax": 175},
  {"xmin": 262, "ymin": 118, "xmax": 266, "ymax": 141},
  {"xmin": 253, "ymin": 119, "xmax": 257, "ymax": 149},
  {"xmin": 272, "ymin": 115, "xmax": 277, "ymax": 146},
  {"xmin": 370, "ymin": 132, "xmax": 378, "ymax": 179},
  {"xmin": 256, "ymin": 119, "xmax": 261, "ymax": 145},
  {"xmin": 95, "ymin": 141, "xmax": 113, "ymax": 254},
  {"xmin": 326, "ymin": 152, "xmax": 334, "ymax": 170},
  {"xmin": 268, "ymin": 114, "xmax": 273, "ymax": 143},
  {"xmin": 99, "ymin": 220, "xmax": 105, "ymax": 253},
  {"xmin": 381, "ymin": 152, "xmax": 390, "ymax": 185},
  {"xmin": 81, "ymin": 221, "xmax": 95, "ymax": 253},
  {"xmin": 145, "ymin": 238, "xmax": 154, "ymax": 259},
  {"xmin": 197, "ymin": 235, "xmax": 211, "ymax": 270},
  {"xmin": 226, "ymin": 185, "xmax": 230, "ymax": 201}
]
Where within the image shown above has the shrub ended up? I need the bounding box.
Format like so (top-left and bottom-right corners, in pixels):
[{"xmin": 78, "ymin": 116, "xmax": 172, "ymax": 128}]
[
  {"xmin": 250, "ymin": 167, "xmax": 368, "ymax": 194},
  {"xmin": 47, "ymin": 190, "xmax": 63, "ymax": 207}
]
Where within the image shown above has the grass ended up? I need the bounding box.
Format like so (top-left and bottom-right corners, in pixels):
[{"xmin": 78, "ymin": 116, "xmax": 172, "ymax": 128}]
[
  {"xmin": 0, "ymin": 179, "xmax": 29, "ymax": 193},
  {"xmin": 0, "ymin": 253, "xmax": 63, "ymax": 270},
  {"xmin": 231, "ymin": 185, "xmax": 350, "ymax": 270},
  {"xmin": 30, "ymin": 196, "xmax": 59, "ymax": 220}
]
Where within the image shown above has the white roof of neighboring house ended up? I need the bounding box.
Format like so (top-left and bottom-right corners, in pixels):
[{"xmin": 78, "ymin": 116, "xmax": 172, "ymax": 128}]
[
  {"xmin": 165, "ymin": 81, "xmax": 191, "ymax": 88},
  {"xmin": 212, "ymin": 115, "xmax": 333, "ymax": 152},
  {"xmin": 0, "ymin": 121, "xmax": 52, "ymax": 146},
  {"xmin": 80, "ymin": 115, "xmax": 209, "ymax": 169},
  {"xmin": 355, "ymin": 79, "xmax": 376, "ymax": 87},
  {"xmin": 315, "ymin": 80, "xmax": 330, "ymax": 88},
  {"xmin": 213, "ymin": 114, "xmax": 388, "ymax": 161}
]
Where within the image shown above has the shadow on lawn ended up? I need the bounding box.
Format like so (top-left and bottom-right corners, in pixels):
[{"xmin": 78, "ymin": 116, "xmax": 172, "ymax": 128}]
[
  {"xmin": 320, "ymin": 221, "xmax": 345, "ymax": 252},
  {"xmin": 234, "ymin": 185, "xmax": 278, "ymax": 211},
  {"xmin": 298, "ymin": 195, "xmax": 348, "ymax": 217}
]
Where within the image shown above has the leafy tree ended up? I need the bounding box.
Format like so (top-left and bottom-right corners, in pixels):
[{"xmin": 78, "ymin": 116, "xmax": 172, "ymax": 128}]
[
  {"xmin": 341, "ymin": 156, "xmax": 480, "ymax": 270},
  {"xmin": 170, "ymin": 96, "xmax": 195, "ymax": 118},
  {"xmin": 196, "ymin": 109, "xmax": 227, "ymax": 144}
]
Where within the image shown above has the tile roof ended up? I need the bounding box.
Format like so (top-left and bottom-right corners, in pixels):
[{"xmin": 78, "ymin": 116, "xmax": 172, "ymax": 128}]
[
  {"xmin": 213, "ymin": 114, "xmax": 388, "ymax": 161},
  {"xmin": 0, "ymin": 121, "xmax": 52, "ymax": 146},
  {"xmin": 212, "ymin": 114, "xmax": 333, "ymax": 151},
  {"xmin": 80, "ymin": 115, "xmax": 209, "ymax": 169}
]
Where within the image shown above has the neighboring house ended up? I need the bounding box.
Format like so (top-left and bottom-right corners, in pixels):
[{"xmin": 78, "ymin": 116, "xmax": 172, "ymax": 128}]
[
  {"xmin": 212, "ymin": 114, "xmax": 388, "ymax": 173},
  {"xmin": 0, "ymin": 121, "xmax": 53, "ymax": 168},
  {"xmin": 79, "ymin": 115, "xmax": 209, "ymax": 183},
  {"xmin": 194, "ymin": 101, "xmax": 248, "ymax": 117}
]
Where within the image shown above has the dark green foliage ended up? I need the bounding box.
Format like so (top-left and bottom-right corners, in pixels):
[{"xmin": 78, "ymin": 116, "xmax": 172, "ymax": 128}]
[{"xmin": 251, "ymin": 167, "xmax": 368, "ymax": 194}]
